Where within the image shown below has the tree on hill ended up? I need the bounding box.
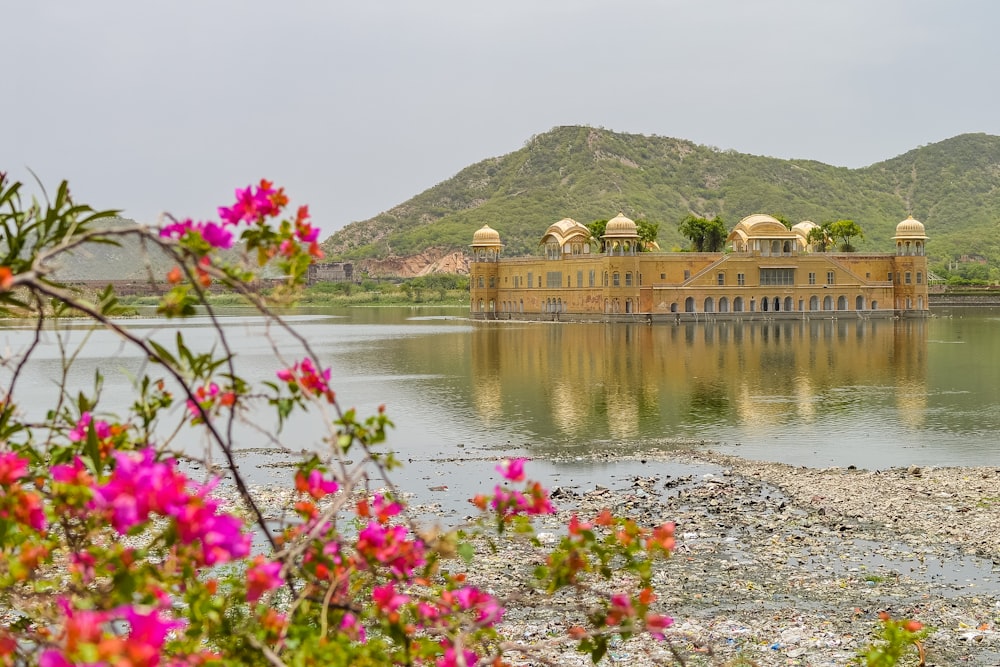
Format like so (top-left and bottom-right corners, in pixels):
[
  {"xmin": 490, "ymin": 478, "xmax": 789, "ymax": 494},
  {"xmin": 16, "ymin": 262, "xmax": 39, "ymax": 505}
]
[
  {"xmin": 678, "ymin": 215, "xmax": 727, "ymax": 252},
  {"xmin": 827, "ymin": 219, "xmax": 864, "ymax": 252}
]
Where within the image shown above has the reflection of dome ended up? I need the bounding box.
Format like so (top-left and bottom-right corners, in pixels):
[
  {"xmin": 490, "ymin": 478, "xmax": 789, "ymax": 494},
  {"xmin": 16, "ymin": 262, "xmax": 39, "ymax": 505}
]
[
  {"xmin": 894, "ymin": 215, "xmax": 927, "ymax": 239},
  {"xmin": 472, "ymin": 224, "xmax": 502, "ymax": 245},
  {"xmin": 604, "ymin": 212, "xmax": 638, "ymax": 238}
]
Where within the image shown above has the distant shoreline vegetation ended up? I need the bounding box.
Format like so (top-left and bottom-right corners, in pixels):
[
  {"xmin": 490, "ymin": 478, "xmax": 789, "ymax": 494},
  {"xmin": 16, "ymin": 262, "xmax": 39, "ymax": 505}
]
[{"xmin": 116, "ymin": 274, "xmax": 471, "ymax": 308}]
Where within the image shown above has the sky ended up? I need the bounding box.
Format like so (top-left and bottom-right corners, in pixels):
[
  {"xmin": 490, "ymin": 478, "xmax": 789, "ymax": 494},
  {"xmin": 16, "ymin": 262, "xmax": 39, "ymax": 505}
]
[{"xmin": 5, "ymin": 1, "xmax": 1000, "ymax": 237}]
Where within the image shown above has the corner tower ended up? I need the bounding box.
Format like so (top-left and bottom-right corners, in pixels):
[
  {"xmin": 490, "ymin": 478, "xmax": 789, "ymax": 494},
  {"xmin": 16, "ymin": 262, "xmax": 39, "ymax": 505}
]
[
  {"xmin": 891, "ymin": 216, "xmax": 930, "ymax": 313},
  {"xmin": 470, "ymin": 224, "xmax": 502, "ymax": 318}
]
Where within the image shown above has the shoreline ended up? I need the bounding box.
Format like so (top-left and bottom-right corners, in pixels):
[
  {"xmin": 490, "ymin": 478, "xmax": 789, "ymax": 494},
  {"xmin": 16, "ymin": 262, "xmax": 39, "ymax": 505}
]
[{"xmin": 387, "ymin": 448, "xmax": 1000, "ymax": 666}]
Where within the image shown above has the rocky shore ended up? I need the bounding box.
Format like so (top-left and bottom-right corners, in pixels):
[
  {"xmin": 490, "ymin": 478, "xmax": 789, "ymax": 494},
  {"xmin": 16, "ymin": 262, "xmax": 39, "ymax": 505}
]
[{"xmin": 438, "ymin": 450, "xmax": 1000, "ymax": 666}]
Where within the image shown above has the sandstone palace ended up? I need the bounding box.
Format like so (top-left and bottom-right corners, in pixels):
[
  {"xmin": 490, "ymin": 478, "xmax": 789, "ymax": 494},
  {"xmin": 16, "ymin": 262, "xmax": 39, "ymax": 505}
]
[{"xmin": 469, "ymin": 213, "xmax": 929, "ymax": 321}]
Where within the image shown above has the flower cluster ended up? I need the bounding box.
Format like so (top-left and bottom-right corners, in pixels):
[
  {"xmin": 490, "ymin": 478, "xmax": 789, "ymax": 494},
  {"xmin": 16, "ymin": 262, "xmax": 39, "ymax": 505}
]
[
  {"xmin": 186, "ymin": 382, "xmax": 237, "ymax": 422},
  {"xmin": 0, "ymin": 452, "xmax": 45, "ymax": 532},
  {"xmin": 160, "ymin": 180, "xmax": 286, "ymax": 250},
  {"xmin": 39, "ymin": 599, "xmax": 188, "ymax": 667},
  {"xmin": 92, "ymin": 449, "xmax": 250, "ymax": 566},
  {"xmin": 218, "ymin": 180, "xmax": 287, "ymax": 225},
  {"xmin": 276, "ymin": 357, "xmax": 335, "ymax": 403},
  {"xmin": 0, "ymin": 178, "xmax": 701, "ymax": 667}
]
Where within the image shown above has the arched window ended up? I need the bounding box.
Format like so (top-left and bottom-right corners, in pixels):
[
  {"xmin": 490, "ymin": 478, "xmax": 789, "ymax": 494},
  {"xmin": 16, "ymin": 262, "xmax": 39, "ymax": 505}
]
[
  {"xmin": 855, "ymin": 295, "xmax": 865, "ymax": 310},
  {"xmin": 809, "ymin": 296, "xmax": 818, "ymax": 311},
  {"xmin": 823, "ymin": 295, "xmax": 833, "ymax": 311},
  {"xmin": 670, "ymin": 302, "xmax": 678, "ymax": 313},
  {"xmin": 784, "ymin": 297, "xmax": 793, "ymax": 311},
  {"xmin": 719, "ymin": 297, "xmax": 730, "ymax": 313},
  {"xmin": 685, "ymin": 297, "xmax": 695, "ymax": 312},
  {"xmin": 772, "ymin": 297, "xmax": 780, "ymax": 312},
  {"xmin": 704, "ymin": 297, "xmax": 715, "ymax": 313},
  {"xmin": 837, "ymin": 296, "xmax": 847, "ymax": 310},
  {"xmin": 762, "ymin": 298, "xmax": 769, "ymax": 312},
  {"xmin": 733, "ymin": 296, "xmax": 744, "ymax": 312},
  {"xmin": 871, "ymin": 300, "xmax": 877, "ymax": 310}
]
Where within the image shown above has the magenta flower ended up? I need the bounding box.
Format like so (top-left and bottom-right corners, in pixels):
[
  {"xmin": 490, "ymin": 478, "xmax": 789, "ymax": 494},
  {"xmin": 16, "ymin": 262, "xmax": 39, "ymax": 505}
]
[
  {"xmin": 68, "ymin": 412, "xmax": 111, "ymax": 443},
  {"xmin": 0, "ymin": 451, "xmax": 28, "ymax": 485},
  {"xmin": 246, "ymin": 555, "xmax": 284, "ymax": 603},
  {"xmin": 276, "ymin": 358, "xmax": 335, "ymax": 402},
  {"xmin": 39, "ymin": 651, "xmax": 71, "ymax": 667},
  {"xmin": 355, "ymin": 522, "xmax": 425, "ymax": 578},
  {"xmin": 217, "ymin": 180, "xmax": 283, "ymax": 225},
  {"xmin": 199, "ymin": 221, "xmax": 233, "ymax": 249},
  {"xmin": 372, "ymin": 582, "xmax": 409, "ymax": 614},
  {"xmin": 436, "ymin": 641, "xmax": 478, "ymax": 667},
  {"xmin": 122, "ymin": 606, "xmax": 185, "ymax": 658},
  {"xmin": 51, "ymin": 457, "xmax": 91, "ymax": 485},
  {"xmin": 497, "ymin": 458, "xmax": 526, "ymax": 482},
  {"xmin": 160, "ymin": 218, "xmax": 233, "ymax": 250},
  {"xmin": 339, "ymin": 612, "xmax": 366, "ymax": 642},
  {"xmin": 453, "ymin": 586, "xmax": 504, "ymax": 625},
  {"xmin": 645, "ymin": 612, "xmax": 675, "ymax": 640},
  {"xmin": 295, "ymin": 468, "xmax": 339, "ymax": 499}
]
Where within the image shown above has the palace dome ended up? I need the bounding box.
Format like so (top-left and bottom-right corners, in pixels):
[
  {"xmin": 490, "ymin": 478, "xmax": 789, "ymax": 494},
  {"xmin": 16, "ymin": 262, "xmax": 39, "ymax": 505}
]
[
  {"xmin": 894, "ymin": 215, "xmax": 926, "ymax": 238},
  {"xmin": 472, "ymin": 224, "xmax": 502, "ymax": 246},
  {"xmin": 603, "ymin": 212, "xmax": 638, "ymax": 238}
]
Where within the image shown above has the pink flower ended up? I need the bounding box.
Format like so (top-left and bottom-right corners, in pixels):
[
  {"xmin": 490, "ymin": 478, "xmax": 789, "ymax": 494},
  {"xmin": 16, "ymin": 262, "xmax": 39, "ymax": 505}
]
[
  {"xmin": 217, "ymin": 180, "xmax": 283, "ymax": 225},
  {"xmin": 122, "ymin": 607, "xmax": 185, "ymax": 662},
  {"xmin": 497, "ymin": 458, "xmax": 526, "ymax": 482},
  {"xmin": 39, "ymin": 651, "xmax": 71, "ymax": 667},
  {"xmin": 199, "ymin": 222, "xmax": 233, "ymax": 249},
  {"xmin": 644, "ymin": 612, "xmax": 674, "ymax": 640},
  {"xmin": 372, "ymin": 582, "xmax": 409, "ymax": 614},
  {"xmin": 355, "ymin": 522, "xmax": 425, "ymax": 578},
  {"xmin": 295, "ymin": 469, "xmax": 338, "ymax": 499},
  {"xmin": 452, "ymin": 586, "xmax": 504, "ymax": 625},
  {"xmin": 339, "ymin": 612, "xmax": 366, "ymax": 642},
  {"xmin": 246, "ymin": 555, "xmax": 284, "ymax": 603},
  {"xmin": 68, "ymin": 412, "xmax": 111, "ymax": 443},
  {"xmin": 93, "ymin": 448, "xmax": 250, "ymax": 565},
  {"xmin": 51, "ymin": 457, "xmax": 92, "ymax": 486},
  {"xmin": 0, "ymin": 451, "xmax": 28, "ymax": 485},
  {"xmin": 436, "ymin": 641, "xmax": 478, "ymax": 667},
  {"xmin": 160, "ymin": 219, "xmax": 233, "ymax": 250},
  {"xmin": 276, "ymin": 358, "xmax": 335, "ymax": 403}
]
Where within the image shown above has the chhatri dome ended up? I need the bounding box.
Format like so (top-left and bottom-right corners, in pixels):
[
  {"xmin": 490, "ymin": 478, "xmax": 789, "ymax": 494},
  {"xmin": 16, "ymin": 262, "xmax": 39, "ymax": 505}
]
[
  {"xmin": 892, "ymin": 215, "xmax": 928, "ymax": 256},
  {"xmin": 893, "ymin": 215, "xmax": 927, "ymax": 239},
  {"xmin": 603, "ymin": 212, "xmax": 638, "ymax": 238},
  {"xmin": 472, "ymin": 224, "xmax": 502, "ymax": 246}
]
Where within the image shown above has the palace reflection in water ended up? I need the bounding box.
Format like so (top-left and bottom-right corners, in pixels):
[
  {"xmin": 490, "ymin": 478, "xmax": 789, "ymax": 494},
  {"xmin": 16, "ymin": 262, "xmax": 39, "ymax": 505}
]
[{"xmin": 468, "ymin": 318, "xmax": 928, "ymax": 453}]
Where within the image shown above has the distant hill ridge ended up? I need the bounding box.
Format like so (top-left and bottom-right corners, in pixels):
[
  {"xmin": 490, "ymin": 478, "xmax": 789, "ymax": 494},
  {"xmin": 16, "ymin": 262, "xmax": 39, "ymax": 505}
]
[{"xmin": 322, "ymin": 126, "xmax": 1000, "ymax": 277}]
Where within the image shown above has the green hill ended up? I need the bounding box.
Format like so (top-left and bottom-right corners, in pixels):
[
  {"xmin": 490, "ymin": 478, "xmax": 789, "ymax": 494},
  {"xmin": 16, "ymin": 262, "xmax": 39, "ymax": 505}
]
[{"xmin": 322, "ymin": 126, "xmax": 1000, "ymax": 279}]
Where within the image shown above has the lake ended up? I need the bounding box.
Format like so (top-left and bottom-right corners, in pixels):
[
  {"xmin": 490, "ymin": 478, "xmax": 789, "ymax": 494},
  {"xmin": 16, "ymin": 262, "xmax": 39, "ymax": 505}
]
[{"xmin": 1, "ymin": 305, "xmax": 998, "ymax": 498}]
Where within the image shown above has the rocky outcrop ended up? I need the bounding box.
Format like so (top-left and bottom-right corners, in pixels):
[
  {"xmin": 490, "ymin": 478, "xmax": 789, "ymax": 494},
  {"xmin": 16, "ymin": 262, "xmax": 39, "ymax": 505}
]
[{"xmin": 355, "ymin": 249, "xmax": 470, "ymax": 278}]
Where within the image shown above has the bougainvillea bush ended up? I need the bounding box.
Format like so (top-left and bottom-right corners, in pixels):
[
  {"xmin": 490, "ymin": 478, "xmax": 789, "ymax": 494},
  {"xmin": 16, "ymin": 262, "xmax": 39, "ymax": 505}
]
[{"xmin": 0, "ymin": 174, "xmax": 679, "ymax": 666}]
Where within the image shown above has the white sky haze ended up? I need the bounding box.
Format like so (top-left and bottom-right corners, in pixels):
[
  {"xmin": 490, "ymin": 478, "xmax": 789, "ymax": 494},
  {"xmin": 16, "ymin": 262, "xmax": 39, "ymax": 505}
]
[{"xmin": 5, "ymin": 1, "xmax": 1000, "ymax": 236}]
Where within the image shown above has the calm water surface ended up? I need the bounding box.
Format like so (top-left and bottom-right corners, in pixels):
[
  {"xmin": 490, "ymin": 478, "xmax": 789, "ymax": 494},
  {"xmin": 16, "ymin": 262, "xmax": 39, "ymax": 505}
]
[{"xmin": 2, "ymin": 305, "xmax": 998, "ymax": 480}]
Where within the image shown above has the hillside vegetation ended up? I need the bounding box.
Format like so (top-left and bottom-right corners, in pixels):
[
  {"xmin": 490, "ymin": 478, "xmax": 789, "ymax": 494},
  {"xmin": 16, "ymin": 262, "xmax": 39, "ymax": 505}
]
[{"xmin": 322, "ymin": 126, "xmax": 1000, "ymax": 279}]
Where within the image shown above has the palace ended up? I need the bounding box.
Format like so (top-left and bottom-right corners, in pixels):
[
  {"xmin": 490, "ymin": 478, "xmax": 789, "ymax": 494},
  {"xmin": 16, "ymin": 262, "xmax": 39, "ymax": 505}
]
[{"xmin": 469, "ymin": 213, "xmax": 929, "ymax": 321}]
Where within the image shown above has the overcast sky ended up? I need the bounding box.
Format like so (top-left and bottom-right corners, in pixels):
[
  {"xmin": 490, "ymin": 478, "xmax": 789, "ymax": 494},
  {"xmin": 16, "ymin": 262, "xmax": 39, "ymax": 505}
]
[{"xmin": 5, "ymin": 1, "xmax": 999, "ymax": 236}]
